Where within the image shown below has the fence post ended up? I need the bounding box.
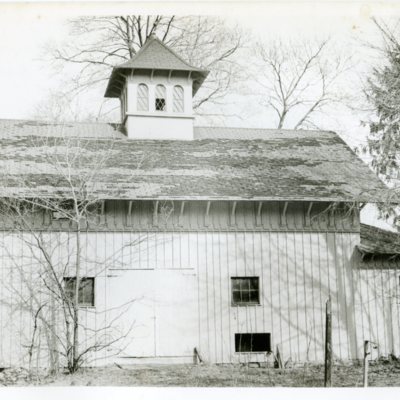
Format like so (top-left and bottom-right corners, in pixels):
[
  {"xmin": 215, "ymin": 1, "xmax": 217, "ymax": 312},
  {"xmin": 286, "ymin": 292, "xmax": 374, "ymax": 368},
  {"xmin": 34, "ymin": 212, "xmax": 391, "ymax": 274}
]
[
  {"xmin": 363, "ymin": 341, "xmax": 369, "ymax": 387},
  {"xmin": 324, "ymin": 296, "xmax": 332, "ymax": 387}
]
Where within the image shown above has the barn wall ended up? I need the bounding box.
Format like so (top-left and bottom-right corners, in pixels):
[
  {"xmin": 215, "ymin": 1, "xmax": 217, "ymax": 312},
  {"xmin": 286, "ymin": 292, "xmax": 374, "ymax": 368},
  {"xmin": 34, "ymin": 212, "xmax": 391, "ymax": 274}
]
[
  {"xmin": 0, "ymin": 200, "xmax": 398, "ymax": 367},
  {"xmin": 356, "ymin": 259, "xmax": 400, "ymax": 360},
  {"xmin": 196, "ymin": 231, "xmax": 363, "ymax": 363}
]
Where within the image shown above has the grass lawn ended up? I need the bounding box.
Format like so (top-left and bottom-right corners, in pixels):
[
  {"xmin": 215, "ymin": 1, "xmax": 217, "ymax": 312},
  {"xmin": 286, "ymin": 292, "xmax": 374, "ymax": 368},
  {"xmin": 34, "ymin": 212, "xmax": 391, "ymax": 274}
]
[{"xmin": 2, "ymin": 359, "xmax": 400, "ymax": 387}]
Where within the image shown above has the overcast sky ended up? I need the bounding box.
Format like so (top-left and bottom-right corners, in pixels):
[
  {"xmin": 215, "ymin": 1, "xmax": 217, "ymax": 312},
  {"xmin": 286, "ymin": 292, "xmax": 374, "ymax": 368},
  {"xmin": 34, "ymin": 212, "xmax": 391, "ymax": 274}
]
[{"xmin": 0, "ymin": 2, "xmax": 394, "ymax": 138}]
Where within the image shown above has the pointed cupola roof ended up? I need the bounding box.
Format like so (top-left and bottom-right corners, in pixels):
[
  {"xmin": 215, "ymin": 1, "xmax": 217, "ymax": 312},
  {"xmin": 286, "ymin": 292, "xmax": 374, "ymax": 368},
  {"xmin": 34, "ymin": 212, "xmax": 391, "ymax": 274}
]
[{"xmin": 104, "ymin": 35, "xmax": 209, "ymax": 98}]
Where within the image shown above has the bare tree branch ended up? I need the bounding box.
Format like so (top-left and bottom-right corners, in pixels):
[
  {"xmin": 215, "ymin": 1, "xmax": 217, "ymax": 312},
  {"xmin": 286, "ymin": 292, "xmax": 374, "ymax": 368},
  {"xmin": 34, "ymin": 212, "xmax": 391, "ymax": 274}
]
[{"xmin": 255, "ymin": 37, "xmax": 352, "ymax": 130}]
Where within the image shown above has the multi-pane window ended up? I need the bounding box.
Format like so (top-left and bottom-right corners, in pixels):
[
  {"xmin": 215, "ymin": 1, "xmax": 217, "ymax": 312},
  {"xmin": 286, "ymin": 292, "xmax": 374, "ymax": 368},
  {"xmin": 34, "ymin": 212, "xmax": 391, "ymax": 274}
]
[
  {"xmin": 235, "ymin": 333, "xmax": 271, "ymax": 353},
  {"xmin": 137, "ymin": 83, "xmax": 149, "ymax": 112},
  {"xmin": 231, "ymin": 277, "xmax": 260, "ymax": 305},
  {"xmin": 63, "ymin": 277, "xmax": 95, "ymax": 307},
  {"xmin": 155, "ymin": 84, "xmax": 166, "ymax": 111},
  {"xmin": 173, "ymin": 85, "xmax": 184, "ymax": 112}
]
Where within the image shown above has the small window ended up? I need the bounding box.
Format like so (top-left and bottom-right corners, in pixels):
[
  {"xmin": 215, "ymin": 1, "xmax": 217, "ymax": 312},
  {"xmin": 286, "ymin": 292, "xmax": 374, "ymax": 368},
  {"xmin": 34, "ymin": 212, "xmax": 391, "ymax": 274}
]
[
  {"xmin": 51, "ymin": 200, "xmax": 74, "ymax": 221},
  {"xmin": 231, "ymin": 277, "xmax": 260, "ymax": 305},
  {"xmin": 63, "ymin": 277, "xmax": 95, "ymax": 307},
  {"xmin": 137, "ymin": 83, "xmax": 149, "ymax": 112},
  {"xmin": 235, "ymin": 333, "xmax": 271, "ymax": 353},
  {"xmin": 173, "ymin": 85, "xmax": 184, "ymax": 113},
  {"xmin": 155, "ymin": 84, "xmax": 166, "ymax": 111}
]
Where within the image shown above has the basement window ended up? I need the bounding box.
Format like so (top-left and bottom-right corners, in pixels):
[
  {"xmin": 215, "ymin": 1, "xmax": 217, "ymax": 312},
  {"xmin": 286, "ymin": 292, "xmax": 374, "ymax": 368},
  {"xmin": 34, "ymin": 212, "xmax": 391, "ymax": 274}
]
[
  {"xmin": 63, "ymin": 277, "xmax": 95, "ymax": 307},
  {"xmin": 235, "ymin": 333, "xmax": 271, "ymax": 353},
  {"xmin": 231, "ymin": 277, "xmax": 260, "ymax": 305}
]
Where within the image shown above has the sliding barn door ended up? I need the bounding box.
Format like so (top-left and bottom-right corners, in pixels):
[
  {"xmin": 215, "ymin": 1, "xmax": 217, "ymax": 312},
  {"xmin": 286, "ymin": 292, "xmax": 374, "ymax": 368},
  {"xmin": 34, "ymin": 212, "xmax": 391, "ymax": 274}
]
[
  {"xmin": 107, "ymin": 269, "xmax": 156, "ymax": 358},
  {"xmin": 154, "ymin": 269, "xmax": 198, "ymax": 358}
]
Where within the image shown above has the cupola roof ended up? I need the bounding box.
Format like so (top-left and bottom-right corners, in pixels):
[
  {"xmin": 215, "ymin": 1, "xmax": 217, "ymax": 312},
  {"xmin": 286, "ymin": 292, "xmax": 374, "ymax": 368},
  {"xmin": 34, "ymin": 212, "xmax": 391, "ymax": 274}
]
[{"xmin": 104, "ymin": 35, "xmax": 209, "ymax": 98}]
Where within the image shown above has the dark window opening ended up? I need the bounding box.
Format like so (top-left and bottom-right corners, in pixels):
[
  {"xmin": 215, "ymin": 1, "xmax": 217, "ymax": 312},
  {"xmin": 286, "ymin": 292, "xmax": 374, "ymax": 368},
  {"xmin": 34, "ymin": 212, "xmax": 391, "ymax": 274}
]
[
  {"xmin": 231, "ymin": 277, "xmax": 260, "ymax": 305},
  {"xmin": 51, "ymin": 200, "xmax": 75, "ymax": 220},
  {"xmin": 235, "ymin": 333, "xmax": 271, "ymax": 352},
  {"xmin": 63, "ymin": 277, "xmax": 95, "ymax": 307},
  {"xmin": 155, "ymin": 98, "xmax": 166, "ymax": 111}
]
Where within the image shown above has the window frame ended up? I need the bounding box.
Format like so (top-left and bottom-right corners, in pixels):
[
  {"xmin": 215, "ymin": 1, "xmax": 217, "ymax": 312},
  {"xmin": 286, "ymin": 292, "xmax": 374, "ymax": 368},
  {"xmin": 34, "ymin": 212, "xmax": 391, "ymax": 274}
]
[
  {"xmin": 173, "ymin": 85, "xmax": 184, "ymax": 113},
  {"xmin": 234, "ymin": 333, "xmax": 271, "ymax": 353},
  {"xmin": 155, "ymin": 84, "xmax": 167, "ymax": 111},
  {"xmin": 63, "ymin": 277, "xmax": 95, "ymax": 308},
  {"xmin": 137, "ymin": 83, "xmax": 149, "ymax": 112},
  {"xmin": 231, "ymin": 276, "xmax": 260, "ymax": 306}
]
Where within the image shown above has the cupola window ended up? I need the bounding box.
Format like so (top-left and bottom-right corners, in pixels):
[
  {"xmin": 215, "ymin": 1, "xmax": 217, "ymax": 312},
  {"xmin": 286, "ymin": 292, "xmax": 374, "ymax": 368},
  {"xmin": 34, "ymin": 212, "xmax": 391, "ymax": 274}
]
[
  {"xmin": 173, "ymin": 85, "xmax": 184, "ymax": 113},
  {"xmin": 155, "ymin": 84, "xmax": 166, "ymax": 111},
  {"xmin": 137, "ymin": 83, "xmax": 149, "ymax": 112}
]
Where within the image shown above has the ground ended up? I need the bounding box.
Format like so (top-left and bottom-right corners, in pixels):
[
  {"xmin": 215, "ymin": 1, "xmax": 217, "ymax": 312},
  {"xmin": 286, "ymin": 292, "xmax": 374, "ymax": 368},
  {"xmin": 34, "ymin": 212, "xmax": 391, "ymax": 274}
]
[{"xmin": 1, "ymin": 359, "xmax": 400, "ymax": 387}]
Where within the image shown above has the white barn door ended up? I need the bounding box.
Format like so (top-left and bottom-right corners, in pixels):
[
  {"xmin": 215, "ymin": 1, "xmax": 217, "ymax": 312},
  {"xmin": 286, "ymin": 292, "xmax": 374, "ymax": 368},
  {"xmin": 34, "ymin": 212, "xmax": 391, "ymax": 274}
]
[
  {"xmin": 108, "ymin": 269, "xmax": 156, "ymax": 358},
  {"xmin": 154, "ymin": 269, "xmax": 198, "ymax": 358},
  {"xmin": 108, "ymin": 268, "xmax": 197, "ymax": 361}
]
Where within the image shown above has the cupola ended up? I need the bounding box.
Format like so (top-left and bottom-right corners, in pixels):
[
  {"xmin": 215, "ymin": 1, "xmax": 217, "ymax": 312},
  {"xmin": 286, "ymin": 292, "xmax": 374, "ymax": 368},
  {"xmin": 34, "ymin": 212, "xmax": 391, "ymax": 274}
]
[{"xmin": 104, "ymin": 35, "xmax": 209, "ymax": 140}]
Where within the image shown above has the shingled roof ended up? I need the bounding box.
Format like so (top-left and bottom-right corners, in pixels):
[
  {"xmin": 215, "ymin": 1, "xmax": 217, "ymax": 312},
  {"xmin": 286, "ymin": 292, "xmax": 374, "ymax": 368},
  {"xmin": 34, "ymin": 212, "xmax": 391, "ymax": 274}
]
[
  {"xmin": 359, "ymin": 224, "xmax": 400, "ymax": 255},
  {"xmin": 0, "ymin": 119, "xmax": 388, "ymax": 202},
  {"xmin": 105, "ymin": 35, "xmax": 208, "ymax": 98}
]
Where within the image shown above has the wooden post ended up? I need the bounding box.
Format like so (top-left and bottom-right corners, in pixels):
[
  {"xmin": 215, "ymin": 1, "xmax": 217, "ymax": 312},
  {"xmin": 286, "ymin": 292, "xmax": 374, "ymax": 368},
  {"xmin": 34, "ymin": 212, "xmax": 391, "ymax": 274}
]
[
  {"xmin": 324, "ymin": 296, "xmax": 332, "ymax": 387},
  {"xmin": 363, "ymin": 340, "xmax": 369, "ymax": 387},
  {"xmin": 194, "ymin": 347, "xmax": 203, "ymax": 365}
]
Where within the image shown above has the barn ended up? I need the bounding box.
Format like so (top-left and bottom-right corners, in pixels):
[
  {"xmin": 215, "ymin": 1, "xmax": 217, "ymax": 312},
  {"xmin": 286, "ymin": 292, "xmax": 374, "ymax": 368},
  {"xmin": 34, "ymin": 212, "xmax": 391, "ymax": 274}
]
[{"xmin": 0, "ymin": 35, "xmax": 398, "ymax": 368}]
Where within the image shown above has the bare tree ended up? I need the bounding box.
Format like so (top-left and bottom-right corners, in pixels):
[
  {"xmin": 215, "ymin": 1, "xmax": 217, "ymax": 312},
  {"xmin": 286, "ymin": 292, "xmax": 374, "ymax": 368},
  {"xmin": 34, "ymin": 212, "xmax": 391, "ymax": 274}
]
[
  {"xmin": 43, "ymin": 15, "xmax": 245, "ymax": 121},
  {"xmin": 33, "ymin": 91, "xmax": 99, "ymax": 123},
  {"xmin": 0, "ymin": 131, "xmax": 143, "ymax": 373},
  {"xmin": 255, "ymin": 38, "xmax": 352, "ymax": 129}
]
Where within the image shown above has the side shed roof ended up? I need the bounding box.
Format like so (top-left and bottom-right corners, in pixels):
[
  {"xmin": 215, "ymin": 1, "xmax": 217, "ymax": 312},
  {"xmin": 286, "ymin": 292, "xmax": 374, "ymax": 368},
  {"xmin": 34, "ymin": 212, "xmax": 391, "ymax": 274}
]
[{"xmin": 359, "ymin": 223, "xmax": 400, "ymax": 255}]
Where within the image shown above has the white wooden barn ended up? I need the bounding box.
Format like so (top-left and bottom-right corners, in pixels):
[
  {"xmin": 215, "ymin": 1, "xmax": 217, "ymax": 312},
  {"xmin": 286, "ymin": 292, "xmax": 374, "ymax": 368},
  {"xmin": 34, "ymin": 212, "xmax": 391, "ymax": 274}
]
[{"xmin": 0, "ymin": 35, "xmax": 398, "ymax": 368}]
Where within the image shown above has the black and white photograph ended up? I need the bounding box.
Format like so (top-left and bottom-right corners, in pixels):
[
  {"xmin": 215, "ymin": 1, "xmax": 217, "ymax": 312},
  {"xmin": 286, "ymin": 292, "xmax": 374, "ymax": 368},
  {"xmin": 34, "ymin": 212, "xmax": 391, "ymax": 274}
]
[{"xmin": 0, "ymin": 1, "xmax": 399, "ymax": 396}]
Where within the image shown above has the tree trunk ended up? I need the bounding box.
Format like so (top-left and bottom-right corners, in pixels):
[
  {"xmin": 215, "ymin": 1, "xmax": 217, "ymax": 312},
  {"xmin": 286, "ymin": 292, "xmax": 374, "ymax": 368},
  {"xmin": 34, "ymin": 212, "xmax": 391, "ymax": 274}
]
[
  {"xmin": 72, "ymin": 222, "xmax": 81, "ymax": 372},
  {"xmin": 50, "ymin": 292, "xmax": 59, "ymax": 374},
  {"xmin": 324, "ymin": 296, "xmax": 332, "ymax": 387}
]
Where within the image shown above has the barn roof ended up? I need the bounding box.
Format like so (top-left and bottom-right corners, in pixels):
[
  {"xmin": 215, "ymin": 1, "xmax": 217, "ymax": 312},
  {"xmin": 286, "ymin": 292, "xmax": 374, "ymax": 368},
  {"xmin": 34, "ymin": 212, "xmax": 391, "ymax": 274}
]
[
  {"xmin": 0, "ymin": 119, "xmax": 389, "ymax": 202},
  {"xmin": 359, "ymin": 224, "xmax": 400, "ymax": 255},
  {"xmin": 104, "ymin": 35, "xmax": 209, "ymax": 98}
]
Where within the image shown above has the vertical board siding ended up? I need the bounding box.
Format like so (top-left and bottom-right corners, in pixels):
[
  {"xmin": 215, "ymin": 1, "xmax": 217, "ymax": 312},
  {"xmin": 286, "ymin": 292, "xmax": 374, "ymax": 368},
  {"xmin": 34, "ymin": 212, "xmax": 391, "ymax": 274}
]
[{"xmin": 0, "ymin": 229, "xmax": 400, "ymax": 367}]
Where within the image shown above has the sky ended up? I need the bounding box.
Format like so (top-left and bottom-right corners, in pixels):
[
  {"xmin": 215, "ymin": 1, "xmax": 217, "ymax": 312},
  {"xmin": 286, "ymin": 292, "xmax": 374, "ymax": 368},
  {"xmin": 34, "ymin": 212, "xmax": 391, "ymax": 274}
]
[
  {"xmin": 0, "ymin": 1, "xmax": 399, "ymax": 230},
  {"xmin": 0, "ymin": 2, "xmax": 393, "ymax": 139}
]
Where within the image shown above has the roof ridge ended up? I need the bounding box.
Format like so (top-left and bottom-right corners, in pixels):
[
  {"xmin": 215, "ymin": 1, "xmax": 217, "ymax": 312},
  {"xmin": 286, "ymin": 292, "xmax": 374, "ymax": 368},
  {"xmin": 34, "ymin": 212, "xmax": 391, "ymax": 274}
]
[
  {"xmin": 195, "ymin": 126, "xmax": 334, "ymax": 134},
  {"xmin": 118, "ymin": 34, "xmax": 155, "ymax": 67},
  {"xmin": 150, "ymin": 36, "xmax": 201, "ymax": 70},
  {"xmin": 0, "ymin": 118, "xmax": 121, "ymax": 127}
]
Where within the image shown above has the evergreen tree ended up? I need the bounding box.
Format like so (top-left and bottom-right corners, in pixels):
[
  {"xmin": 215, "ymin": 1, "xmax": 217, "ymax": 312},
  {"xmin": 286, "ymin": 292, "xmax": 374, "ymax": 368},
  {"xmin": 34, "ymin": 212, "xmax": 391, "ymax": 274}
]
[{"xmin": 366, "ymin": 20, "xmax": 400, "ymax": 224}]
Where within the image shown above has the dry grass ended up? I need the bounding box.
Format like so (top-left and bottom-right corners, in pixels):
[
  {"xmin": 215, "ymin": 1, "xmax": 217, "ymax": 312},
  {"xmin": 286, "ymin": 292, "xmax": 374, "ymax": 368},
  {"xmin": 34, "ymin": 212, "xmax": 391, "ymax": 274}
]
[{"xmin": 2, "ymin": 358, "xmax": 400, "ymax": 387}]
